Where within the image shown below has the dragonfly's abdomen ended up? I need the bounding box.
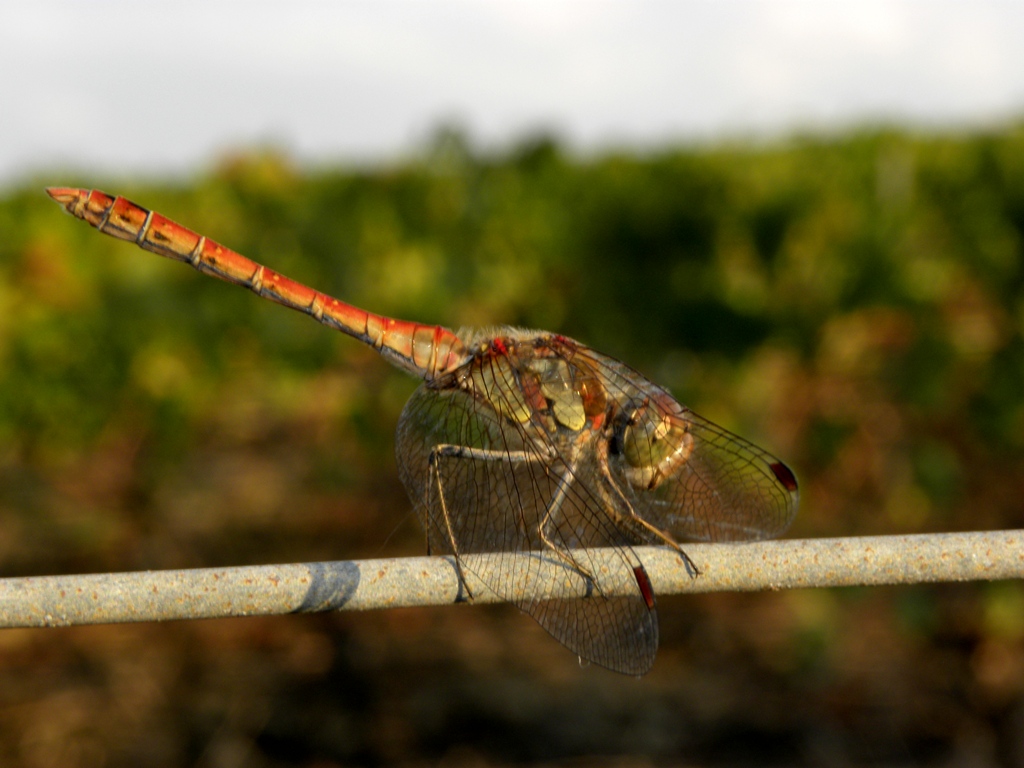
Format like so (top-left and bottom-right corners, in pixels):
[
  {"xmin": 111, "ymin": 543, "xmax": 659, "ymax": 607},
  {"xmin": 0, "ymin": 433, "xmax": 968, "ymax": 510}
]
[{"xmin": 47, "ymin": 187, "xmax": 468, "ymax": 380}]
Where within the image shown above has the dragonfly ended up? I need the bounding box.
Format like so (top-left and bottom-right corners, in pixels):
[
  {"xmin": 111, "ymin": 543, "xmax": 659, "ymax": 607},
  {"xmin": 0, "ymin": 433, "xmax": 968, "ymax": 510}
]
[{"xmin": 47, "ymin": 187, "xmax": 798, "ymax": 676}]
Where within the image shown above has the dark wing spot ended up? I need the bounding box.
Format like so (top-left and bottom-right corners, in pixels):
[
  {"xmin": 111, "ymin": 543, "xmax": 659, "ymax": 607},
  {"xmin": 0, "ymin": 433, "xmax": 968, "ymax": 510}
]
[
  {"xmin": 769, "ymin": 462, "xmax": 799, "ymax": 493},
  {"xmin": 633, "ymin": 566, "xmax": 656, "ymax": 610}
]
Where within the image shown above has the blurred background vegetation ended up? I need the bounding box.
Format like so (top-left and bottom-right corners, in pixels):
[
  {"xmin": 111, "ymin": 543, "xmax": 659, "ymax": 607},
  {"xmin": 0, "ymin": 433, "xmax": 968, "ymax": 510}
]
[{"xmin": 1, "ymin": 125, "xmax": 1024, "ymax": 766}]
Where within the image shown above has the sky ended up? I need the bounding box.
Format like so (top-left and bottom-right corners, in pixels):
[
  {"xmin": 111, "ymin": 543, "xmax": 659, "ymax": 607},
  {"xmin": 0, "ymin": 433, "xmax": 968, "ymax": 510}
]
[{"xmin": 3, "ymin": 1, "xmax": 1024, "ymax": 185}]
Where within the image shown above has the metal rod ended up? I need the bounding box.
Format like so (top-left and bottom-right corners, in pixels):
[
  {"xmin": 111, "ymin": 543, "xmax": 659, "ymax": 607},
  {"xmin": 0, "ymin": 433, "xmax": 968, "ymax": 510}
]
[{"xmin": 0, "ymin": 531, "xmax": 1020, "ymax": 629}]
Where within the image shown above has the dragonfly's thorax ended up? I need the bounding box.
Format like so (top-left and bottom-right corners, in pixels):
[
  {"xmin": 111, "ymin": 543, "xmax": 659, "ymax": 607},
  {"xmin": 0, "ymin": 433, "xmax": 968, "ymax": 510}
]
[
  {"xmin": 448, "ymin": 331, "xmax": 610, "ymax": 439},
  {"xmin": 443, "ymin": 327, "xmax": 701, "ymax": 492}
]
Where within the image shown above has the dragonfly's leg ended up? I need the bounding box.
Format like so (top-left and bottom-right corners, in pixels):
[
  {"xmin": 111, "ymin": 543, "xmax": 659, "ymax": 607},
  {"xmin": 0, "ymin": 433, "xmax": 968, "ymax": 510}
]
[
  {"xmin": 427, "ymin": 442, "xmax": 552, "ymax": 600},
  {"xmin": 595, "ymin": 438, "xmax": 701, "ymax": 577},
  {"xmin": 426, "ymin": 449, "xmax": 472, "ymax": 598},
  {"xmin": 535, "ymin": 460, "xmax": 598, "ymax": 584},
  {"xmin": 616, "ymin": 509, "xmax": 700, "ymax": 577},
  {"xmin": 430, "ymin": 444, "xmax": 548, "ymax": 464}
]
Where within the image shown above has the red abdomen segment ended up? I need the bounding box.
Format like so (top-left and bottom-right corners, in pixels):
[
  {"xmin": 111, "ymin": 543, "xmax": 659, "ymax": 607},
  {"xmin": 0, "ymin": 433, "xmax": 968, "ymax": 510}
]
[{"xmin": 46, "ymin": 187, "xmax": 468, "ymax": 380}]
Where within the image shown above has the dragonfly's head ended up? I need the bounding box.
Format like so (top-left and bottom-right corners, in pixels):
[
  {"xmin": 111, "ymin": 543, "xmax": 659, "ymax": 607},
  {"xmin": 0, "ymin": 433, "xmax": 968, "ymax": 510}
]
[{"xmin": 614, "ymin": 396, "xmax": 694, "ymax": 490}]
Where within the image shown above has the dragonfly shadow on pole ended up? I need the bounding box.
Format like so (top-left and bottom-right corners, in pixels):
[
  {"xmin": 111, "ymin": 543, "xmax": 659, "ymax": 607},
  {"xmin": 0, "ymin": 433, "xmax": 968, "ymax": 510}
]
[
  {"xmin": 45, "ymin": 187, "xmax": 799, "ymax": 677},
  {"xmin": 293, "ymin": 561, "xmax": 362, "ymax": 613}
]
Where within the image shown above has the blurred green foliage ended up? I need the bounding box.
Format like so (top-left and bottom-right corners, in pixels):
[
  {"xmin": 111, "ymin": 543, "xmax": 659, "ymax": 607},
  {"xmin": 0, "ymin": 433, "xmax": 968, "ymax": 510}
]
[{"xmin": 1, "ymin": 125, "xmax": 1024, "ymax": 765}]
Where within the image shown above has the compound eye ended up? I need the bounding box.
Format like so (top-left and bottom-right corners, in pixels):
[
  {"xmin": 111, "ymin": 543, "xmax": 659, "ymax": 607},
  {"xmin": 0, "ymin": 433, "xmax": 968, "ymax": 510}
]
[
  {"xmin": 620, "ymin": 402, "xmax": 694, "ymax": 489},
  {"xmin": 621, "ymin": 405, "xmax": 659, "ymax": 467}
]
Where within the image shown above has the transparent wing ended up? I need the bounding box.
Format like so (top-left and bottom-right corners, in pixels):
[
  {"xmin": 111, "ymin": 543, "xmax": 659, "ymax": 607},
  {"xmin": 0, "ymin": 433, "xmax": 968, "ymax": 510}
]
[
  {"xmin": 620, "ymin": 410, "xmax": 799, "ymax": 542},
  {"xmin": 576, "ymin": 347, "xmax": 799, "ymax": 544},
  {"xmin": 395, "ymin": 360, "xmax": 659, "ymax": 676}
]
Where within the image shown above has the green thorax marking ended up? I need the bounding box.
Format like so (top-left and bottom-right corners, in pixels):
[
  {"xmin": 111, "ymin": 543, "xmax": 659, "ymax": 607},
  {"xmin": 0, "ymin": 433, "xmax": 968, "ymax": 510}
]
[{"xmin": 463, "ymin": 335, "xmax": 609, "ymax": 435}]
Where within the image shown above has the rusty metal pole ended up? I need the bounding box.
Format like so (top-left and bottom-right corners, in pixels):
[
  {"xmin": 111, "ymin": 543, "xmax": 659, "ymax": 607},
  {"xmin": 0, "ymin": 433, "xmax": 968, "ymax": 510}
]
[{"xmin": 0, "ymin": 531, "xmax": 1021, "ymax": 629}]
